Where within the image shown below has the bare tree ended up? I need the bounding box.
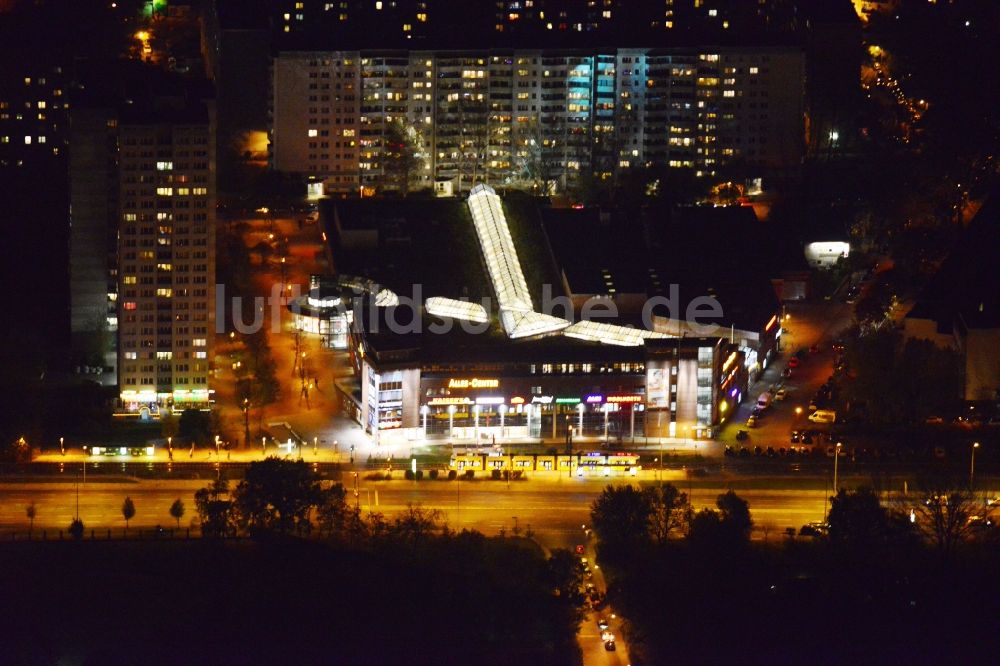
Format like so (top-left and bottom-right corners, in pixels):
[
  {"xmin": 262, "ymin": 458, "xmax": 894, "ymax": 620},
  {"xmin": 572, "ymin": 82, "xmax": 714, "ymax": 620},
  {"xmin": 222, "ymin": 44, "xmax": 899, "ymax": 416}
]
[
  {"xmin": 122, "ymin": 496, "xmax": 136, "ymax": 534},
  {"xmin": 169, "ymin": 498, "xmax": 185, "ymax": 529},
  {"xmin": 898, "ymin": 476, "xmax": 977, "ymax": 556},
  {"xmin": 26, "ymin": 501, "xmax": 36, "ymax": 536},
  {"xmin": 646, "ymin": 484, "xmax": 692, "ymax": 544}
]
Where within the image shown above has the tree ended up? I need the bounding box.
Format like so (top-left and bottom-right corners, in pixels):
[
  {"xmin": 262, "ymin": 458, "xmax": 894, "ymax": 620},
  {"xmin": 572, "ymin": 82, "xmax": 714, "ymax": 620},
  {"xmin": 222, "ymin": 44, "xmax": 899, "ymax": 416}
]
[
  {"xmin": 169, "ymin": 499, "xmax": 185, "ymax": 529},
  {"xmin": 121, "ymin": 496, "xmax": 135, "ymax": 533},
  {"xmin": 26, "ymin": 501, "xmax": 36, "ymax": 536},
  {"xmin": 382, "ymin": 120, "xmax": 425, "ymax": 195},
  {"xmin": 590, "ymin": 484, "xmax": 653, "ymax": 556},
  {"xmin": 232, "ymin": 458, "xmax": 322, "ymax": 536},
  {"xmin": 843, "ymin": 330, "xmax": 962, "ymax": 425},
  {"xmin": 687, "ymin": 491, "xmax": 754, "ymax": 550},
  {"xmin": 646, "ymin": 484, "xmax": 693, "ymax": 544},
  {"xmin": 904, "ymin": 477, "xmax": 978, "ymax": 556},
  {"xmin": 386, "ymin": 504, "xmax": 442, "ymax": 547},
  {"xmin": 829, "ymin": 487, "xmax": 890, "ymax": 546},
  {"xmin": 687, "ymin": 508, "xmax": 727, "ymax": 549},
  {"xmin": 828, "ymin": 486, "xmax": 916, "ymax": 557},
  {"xmin": 316, "ymin": 483, "xmax": 349, "ymax": 538},
  {"xmin": 178, "ymin": 408, "xmax": 211, "ymax": 445},
  {"xmin": 160, "ymin": 411, "xmax": 179, "ymax": 440},
  {"xmin": 546, "ymin": 548, "xmax": 587, "ymax": 615},
  {"xmin": 194, "ymin": 478, "xmax": 236, "ymax": 538},
  {"xmin": 68, "ymin": 519, "xmax": 84, "ymax": 541},
  {"xmin": 716, "ymin": 490, "xmax": 753, "ymax": 541}
]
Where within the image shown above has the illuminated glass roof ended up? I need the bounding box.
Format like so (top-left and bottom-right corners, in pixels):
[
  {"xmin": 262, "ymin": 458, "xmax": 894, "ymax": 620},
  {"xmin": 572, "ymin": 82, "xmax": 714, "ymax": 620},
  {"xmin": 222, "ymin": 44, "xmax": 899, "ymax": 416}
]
[
  {"xmin": 425, "ymin": 297, "xmax": 489, "ymax": 323},
  {"xmin": 466, "ymin": 185, "xmax": 669, "ymax": 344},
  {"xmin": 468, "ymin": 184, "xmax": 534, "ymax": 315},
  {"xmin": 500, "ymin": 310, "xmax": 571, "ymax": 339},
  {"xmin": 563, "ymin": 320, "xmax": 672, "ymax": 347},
  {"xmin": 374, "ymin": 288, "xmax": 399, "ymax": 307}
]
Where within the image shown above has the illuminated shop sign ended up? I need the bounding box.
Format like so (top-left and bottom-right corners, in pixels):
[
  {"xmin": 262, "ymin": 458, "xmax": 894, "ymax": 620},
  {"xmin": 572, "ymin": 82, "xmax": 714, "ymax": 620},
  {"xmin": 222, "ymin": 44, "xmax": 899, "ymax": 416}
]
[
  {"xmin": 585, "ymin": 394, "xmax": 604, "ymax": 403},
  {"xmin": 765, "ymin": 314, "xmax": 778, "ymax": 332},
  {"xmin": 475, "ymin": 397, "xmax": 505, "ymax": 405},
  {"xmin": 531, "ymin": 396, "xmax": 553, "ymax": 404},
  {"xmin": 448, "ymin": 378, "xmax": 500, "ymax": 389},
  {"xmin": 555, "ymin": 397, "xmax": 581, "ymax": 404},
  {"xmin": 428, "ymin": 397, "xmax": 473, "ymax": 406},
  {"xmin": 607, "ymin": 394, "xmax": 642, "ymax": 404},
  {"xmin": 510, "ymin": 396, "xmax": 525, "ymax": 405}
]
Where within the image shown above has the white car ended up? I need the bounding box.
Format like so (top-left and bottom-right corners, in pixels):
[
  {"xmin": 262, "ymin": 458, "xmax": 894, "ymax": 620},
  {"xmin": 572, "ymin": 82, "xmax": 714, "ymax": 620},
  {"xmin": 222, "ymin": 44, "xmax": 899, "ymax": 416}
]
[
  {"xmin": 808, "ymin": 410, "xmax": 837, "ymax": 424},
  {"xmin": 775, "ymin": 388, "xmax": 789, "ymax": 401}
]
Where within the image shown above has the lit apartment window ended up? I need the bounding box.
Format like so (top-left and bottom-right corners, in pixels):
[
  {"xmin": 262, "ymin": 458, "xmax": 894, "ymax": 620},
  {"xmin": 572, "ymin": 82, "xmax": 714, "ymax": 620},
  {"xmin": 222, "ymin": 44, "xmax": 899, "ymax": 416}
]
[
  {"xmin": 749, "ymin": 66, "xmax": 759, "ymax": 74},
  {"xmin": 156, "ymin": 187, "xmax": 173, "ymax": 196},
  {"xmin": 195, "ymin": 351, "xmax": 207, "ymax": 359},
  {"xmin": 192, "ymin": 187, "xmax": 207, "ymax": 195},
  {"xmin": 193, "ymin": 338, "xmax": 207, "ymax": 347},
  {"xmin": 308, "ymin": 129, "xmax": 318, "ymax": 137},
  {"xmin": 156, "ymin": 161, "xmax": 173, "ymax": 170}
]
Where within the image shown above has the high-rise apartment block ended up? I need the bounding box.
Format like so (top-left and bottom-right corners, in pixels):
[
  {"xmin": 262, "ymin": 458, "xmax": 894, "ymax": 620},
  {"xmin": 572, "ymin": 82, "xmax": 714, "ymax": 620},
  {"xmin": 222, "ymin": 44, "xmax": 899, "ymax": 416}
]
[
  {"xmin": 271, "ymin": 46, "xmax": 804, "ymax": 194},
  {"xmin": 116, "ymin": 105, "xmax": 217, "ymax": 412}
]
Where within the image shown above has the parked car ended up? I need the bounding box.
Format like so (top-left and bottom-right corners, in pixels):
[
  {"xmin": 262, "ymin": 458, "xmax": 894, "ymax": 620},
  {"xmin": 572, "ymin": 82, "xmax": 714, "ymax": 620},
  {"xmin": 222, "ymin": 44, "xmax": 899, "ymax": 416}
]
[
  {"xmin": 788, "ymin": 357, "xmax": 801, "ymax": 368},
  {"xmin": 809, "ymin": 410, "xmax": 837, "ymax": 424},
  {"xmin": 746, "ymin": 416, "xmax": 758, "ymax": 428},
  {"xmin": 775, "ymin": 388, "xmax": 789, "ymax": 401},
  {"xmin": 736, "ymin": 429, "xmax": 749, "ymax": 441},
  {"xmin": 799, "ymin": 522, "xmax": 830, "ymax": 537}
]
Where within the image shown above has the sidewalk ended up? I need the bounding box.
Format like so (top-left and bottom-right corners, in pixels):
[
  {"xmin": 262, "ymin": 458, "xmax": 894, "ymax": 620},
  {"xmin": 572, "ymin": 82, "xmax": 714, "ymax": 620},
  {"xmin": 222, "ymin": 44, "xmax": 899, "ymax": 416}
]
[{"xmin": 34, "ymin": 446, "xmax": 347, "ymax": 465}]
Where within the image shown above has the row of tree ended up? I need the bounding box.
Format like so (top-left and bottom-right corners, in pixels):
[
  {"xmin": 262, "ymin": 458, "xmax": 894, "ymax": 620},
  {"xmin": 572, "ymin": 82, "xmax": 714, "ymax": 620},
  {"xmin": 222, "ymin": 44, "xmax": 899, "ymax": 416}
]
[{"xmin": 589, "ymin": 478, "xmax": 998, "ymax": 663}]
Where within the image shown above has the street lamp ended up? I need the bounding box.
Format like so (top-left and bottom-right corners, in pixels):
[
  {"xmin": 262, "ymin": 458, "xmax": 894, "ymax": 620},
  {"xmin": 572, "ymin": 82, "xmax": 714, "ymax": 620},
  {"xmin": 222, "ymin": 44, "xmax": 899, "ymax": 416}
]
[
  {"xmin": 242, "ymin": 398, "xmax": 250, "ymax": 447},
  {"xmin": 971, "ymin": 441, "xmax": 980, "ymax": 490},
  {"xmin": 832, "ymin": 441, "xmax": 843, "ymax": 497}
]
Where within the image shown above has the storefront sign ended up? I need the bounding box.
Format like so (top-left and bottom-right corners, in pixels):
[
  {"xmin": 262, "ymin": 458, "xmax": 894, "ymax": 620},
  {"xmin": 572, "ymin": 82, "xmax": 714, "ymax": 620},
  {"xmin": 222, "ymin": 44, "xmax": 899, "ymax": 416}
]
[
  {"xmin": 555, "ymin": 397, "xmax": 581, "ymax": 404},
  {"xmin": 475, "ymin": 396, "xmax": 504, "ymax": 405},
  {"xmin": 510, "ymin": 396, "xmax": 525, "ymax": 405},
  {"xmin": 428, "ymin": 397, "xmax": 473, "ymax": 406},
  {"xmin": 607, "ymin": 394, "xmax": 642, "ymax": 404},
  {"xmin": 448, "ymin": 378, "xmax": 500, "ymax": 389},
  {"xmin": 585, "ymin": 394, "xmax": 604, "ymax": 403},
  {"xmin": 531, "ymin": 396, "xmax": 553, "ymax": 404}
]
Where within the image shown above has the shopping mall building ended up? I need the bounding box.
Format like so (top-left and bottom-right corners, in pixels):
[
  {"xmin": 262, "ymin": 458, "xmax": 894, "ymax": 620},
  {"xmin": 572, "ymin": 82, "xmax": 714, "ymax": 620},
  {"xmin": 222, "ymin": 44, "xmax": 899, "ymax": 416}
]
[
  {"xmin": 350, "ymin": 308, "xmax": 747, "ymax": 444},
  {"xmin": 337, "ymin": 184, "xmax": 773, "ymax": 445}
]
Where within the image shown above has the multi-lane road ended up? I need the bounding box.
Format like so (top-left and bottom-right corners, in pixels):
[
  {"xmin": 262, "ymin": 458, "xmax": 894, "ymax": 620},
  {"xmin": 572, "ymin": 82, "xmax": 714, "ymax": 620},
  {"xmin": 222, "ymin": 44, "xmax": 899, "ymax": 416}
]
[{"xmin": 0, "ymin": 473, "xmax": 884, "ymax": 538}]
